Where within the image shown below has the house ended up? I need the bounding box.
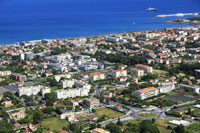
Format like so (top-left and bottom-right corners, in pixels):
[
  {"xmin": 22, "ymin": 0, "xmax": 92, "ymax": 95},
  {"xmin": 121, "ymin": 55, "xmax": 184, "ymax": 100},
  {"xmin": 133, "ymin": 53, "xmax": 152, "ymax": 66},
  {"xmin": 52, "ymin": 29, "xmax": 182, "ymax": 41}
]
[
  {"xmin": 65, "ymin": 115, "xmax": 75, "ymax": 122},
  {"xmin": 38, "ymin": 104, "xmax": 47, "ymax": 110},
  {"xmin": 139, "ymin": 48, "xmax": 154, "ymax": 55},
  {"xmin": 2, "ymin": 101, "xmax": 13, "ymax": 108},
  {"xmin": 45, "ymin": 72, "xmax": 53, "ymax": 77},
  {"xmin": 121, "ymin": 126, "xmax": 129, "ymax": 131},
  {"xmin": 103, "ymin": 92, "xmax": 113, "ymax": 99},
  {"xmin": 84, "ymin": 98, "xmax": 100, "ymax": 107},
  {"xmin": 56, "ymin": 129, "xmax": 69, "ymax": 133},
  {"xmin": 118, "ymin": 76, "xmax": 127, "ymax": 82},
  {"xmin": 54, "ymin": 74, "xmax": 71, "ymax": 82},
  {"xmin": 13, "ymin": 123, "xmax": 28, "ymax": 130},
  {"xmin": 130, "ymin": 68, "xmax": 144, "ymax": 77},
  {"xmin": 133, "ymin": 87, "xmax": 159, "ymax": 100},
  {"xmin": 12, "ymin": 109, "xmax": 26, "ymax": 120},
  {"xmin": 111, "ymin": 106, "xmax": 126, "ymax": 113},
  {"xmin": 135, "ymin": 64, "xmax": 153, "ymax": 73},
  {"xmin": 70, "ymin": 100, "xmax": 79, "ymax": 107},
  {"xmin": 29, "ymin": 123, "xmax": 39, "ymax": 131},
  {"xmin": 112, "ymin": 69, "xmax": 127, "ymax": 78},
  {"xmin": 90, "ymin": 73, "xmax": 105, "ymax": 81},
  {"xmin": 90, "ymin": 128, "xmax": 110, "ymax": 133}
]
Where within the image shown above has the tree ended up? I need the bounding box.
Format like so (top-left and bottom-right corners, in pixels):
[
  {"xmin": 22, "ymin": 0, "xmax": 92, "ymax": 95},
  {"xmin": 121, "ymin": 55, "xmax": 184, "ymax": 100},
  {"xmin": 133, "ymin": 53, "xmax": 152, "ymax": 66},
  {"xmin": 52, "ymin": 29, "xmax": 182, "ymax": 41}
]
[
  {"xmin": 106, "ymin": 122, "xmax": 121, "ymax": 133},
  {"xmin": 44, "ymin": 93, "xmax": 57, "ymax": 106},
  {"xmin": 152, "ymin": 118, "xmax": 155, "ymax": 124},
  {"xmin": 117, "ymin": 117, "xmax": 122, "ymax": 126},
  {"xmin": 139, "ymin": 120, "xmax": 160, "ymax": 133},
  {"xmin": 33, "ymin": 110, "xmax": 45, "ymax": 124},
  {"xmin": 0, "ymin": 120, "xmax": 14, "ymax": 133},
  {"xmin": 90, "ymin": 123, "xmax": 97, "ymax": 130},
  {"xmin": 43, "ymin": 106, "xmax": 53, "ymax": 114},
  {"xmin": 69, "ymin": 122, "xmax": 83, "ymax": 133},
  {"xmin": 126, "ymin": 123, "xmax": 139, "ymax": 133},
  {"xmin": 75, "ymin": 105, "xmax": 81, "ymax": 112},
  {"xmin": 49, "ymin": 79, "xmax": 59, "ymax": 87},
  {"xmin": 55, "ymin": 107, "xmax": 62, "ymax": 115},
  {"xmin": 92, "ymin": 108, "xmax": 96, "ymax": 113},
  {"xmin": 89, "ymin": 88, "xmax": 95, "ymax": 93},
  {"xmin": 174, "ymin": 125, "xmax": 184, "ymax": 133}
]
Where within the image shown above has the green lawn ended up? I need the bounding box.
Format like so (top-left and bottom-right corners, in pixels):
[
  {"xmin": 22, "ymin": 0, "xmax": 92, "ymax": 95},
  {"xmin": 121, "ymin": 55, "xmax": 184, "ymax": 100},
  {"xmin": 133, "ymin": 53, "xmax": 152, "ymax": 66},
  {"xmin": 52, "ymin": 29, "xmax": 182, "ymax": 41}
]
[
  {"xmin": 185, "ymin": 122, "xmax": 200, "ymax": 133},
  {"xmin": 136, "ymin": 112, "xmax": 157, "ymax": 118},
  {"xmin": 51, "ymin": 86, "xmax": 59, "ymax": 91},
  {"xmin": 40, "ymin": 117, "xmax": 67, "ymax": 131},
  {"xmin": 166, "ymin": 92, "xmax": 179, "ymax": 96},
  {"xmin": 94, "ymin": 107, "xmax": 124, "ymax": 119},
  {"xmin": 122, "ymin": 119, "xmax": 141, "ymax": 125}
]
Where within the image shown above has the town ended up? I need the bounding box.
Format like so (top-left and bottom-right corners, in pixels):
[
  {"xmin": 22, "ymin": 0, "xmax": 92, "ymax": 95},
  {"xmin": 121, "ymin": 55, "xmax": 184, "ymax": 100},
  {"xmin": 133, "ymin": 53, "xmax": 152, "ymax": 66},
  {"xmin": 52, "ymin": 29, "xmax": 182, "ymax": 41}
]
[{"xmin": 0, "ymin": 26, "xmax": 200, "ymax": 133}]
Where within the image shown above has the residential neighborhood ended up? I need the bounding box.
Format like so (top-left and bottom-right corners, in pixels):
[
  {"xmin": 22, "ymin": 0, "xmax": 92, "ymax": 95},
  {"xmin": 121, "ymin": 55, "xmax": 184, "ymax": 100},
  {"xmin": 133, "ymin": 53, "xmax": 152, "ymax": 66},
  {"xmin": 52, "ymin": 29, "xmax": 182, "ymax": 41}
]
[{"xmin": 0, "ymin": 26, "xmax": 200, "ymax": 133}]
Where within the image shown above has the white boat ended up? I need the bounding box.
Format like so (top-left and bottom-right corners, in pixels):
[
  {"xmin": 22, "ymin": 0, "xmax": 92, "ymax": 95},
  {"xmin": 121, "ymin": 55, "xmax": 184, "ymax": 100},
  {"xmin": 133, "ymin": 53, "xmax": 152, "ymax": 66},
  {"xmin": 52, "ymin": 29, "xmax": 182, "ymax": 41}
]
[{"xmin": 146, "ymin": 7, "xmax": 158, "ymax": 11}]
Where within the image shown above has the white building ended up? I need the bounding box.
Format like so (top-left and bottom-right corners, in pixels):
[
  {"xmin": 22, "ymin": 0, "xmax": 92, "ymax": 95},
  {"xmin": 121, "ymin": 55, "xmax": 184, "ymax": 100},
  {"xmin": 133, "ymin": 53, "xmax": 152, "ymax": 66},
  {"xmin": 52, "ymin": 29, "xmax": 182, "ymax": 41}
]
[
  {"xmin": 54, "ymin": 74, "xmax": 71, "ymax": 82},
  {"xmin": 194, "ymin": 105, "xmax": 200, "ymax": 109},
  {"xmin": 133, "ymin": 87, "xmax": 159, "ymax": 100},
  {"xmin": 179, "ymin": 84, "xmax": 200, "ymax": 94},
  {"xmin": 18, "ymin": 85, "xmax": 51, "ymax": 97},
  {"xmin": 41, "ymin": 87, "xmax": 51, "ymax": 98},
  {"xmin": 112, "ymin": 69, "xmax": 127, "ymax": 78},
  {"xmin": 61, "ymin": 80, "xmax": 75, "ymax": 88},
  {"xmin": 0, "ymin": 71, "xmax": 12, "ymax": 76},
  {"xmin": 130, "ymin": 68, "xmax": 144, "ymax": 77},
  {"xmin": 55, "ymin": 88, "xmax": 90, "ymax": 99},
  {"xmin": 18, "ymin": 85, "xmax": 43, "ymax": 96},
  {"xmin": 135, "ymin": 64, "xmax": 153, "ymax": 73},
  {"xmin": 157, "ymin": 84, "xmax": 175, "ymax": 94},
  {"xmin": 90, "ymin": 73, "xmax": 105, "ymax": 81},
  {"xmin": 169, "ymin": 120, "xmax": 190, "ymax": 126}
]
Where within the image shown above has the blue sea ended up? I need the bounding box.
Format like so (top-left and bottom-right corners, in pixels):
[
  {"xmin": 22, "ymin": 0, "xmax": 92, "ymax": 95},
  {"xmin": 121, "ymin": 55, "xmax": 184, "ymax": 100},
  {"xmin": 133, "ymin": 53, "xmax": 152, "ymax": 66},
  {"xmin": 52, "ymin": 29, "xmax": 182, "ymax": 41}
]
[{"xmin": 0, "ymin": 0, "xmax": 199, "ymax": 45}]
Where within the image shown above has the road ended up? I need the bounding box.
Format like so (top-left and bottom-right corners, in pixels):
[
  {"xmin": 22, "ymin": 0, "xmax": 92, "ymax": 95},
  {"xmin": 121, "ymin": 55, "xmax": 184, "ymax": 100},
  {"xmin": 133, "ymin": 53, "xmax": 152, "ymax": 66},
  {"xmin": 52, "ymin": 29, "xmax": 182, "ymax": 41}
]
[{"xmin": 101, "ymin": 100, "xmax": 197, "ymax": 127}]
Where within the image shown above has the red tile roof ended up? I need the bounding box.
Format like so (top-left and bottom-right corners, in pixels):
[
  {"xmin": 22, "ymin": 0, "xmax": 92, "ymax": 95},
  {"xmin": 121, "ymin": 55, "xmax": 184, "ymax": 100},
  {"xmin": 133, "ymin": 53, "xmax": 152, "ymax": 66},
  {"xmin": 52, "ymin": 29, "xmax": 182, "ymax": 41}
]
[
  {"xmin": 137, "ymin": 87, "xmax": 157, "ymax": 94},
  {"xmin": 136, "ymin": 64, "xmax": 151, "ymax": 68},
  {"xmin": 131, "ymin": 68, "xmax": 142, "ymax": 71}
]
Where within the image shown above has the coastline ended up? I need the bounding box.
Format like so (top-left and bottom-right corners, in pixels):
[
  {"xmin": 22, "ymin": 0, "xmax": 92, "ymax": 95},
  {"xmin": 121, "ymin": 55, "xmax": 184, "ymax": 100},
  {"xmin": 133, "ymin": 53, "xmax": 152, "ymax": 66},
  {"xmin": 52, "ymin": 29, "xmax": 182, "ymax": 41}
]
[
  {"xmin": 0, "ymin": 26, "xmax": 190, "ymax": 47},
  {"xmin": 166, "ymin": 16, "xmax": 200, "ymax": 25}
]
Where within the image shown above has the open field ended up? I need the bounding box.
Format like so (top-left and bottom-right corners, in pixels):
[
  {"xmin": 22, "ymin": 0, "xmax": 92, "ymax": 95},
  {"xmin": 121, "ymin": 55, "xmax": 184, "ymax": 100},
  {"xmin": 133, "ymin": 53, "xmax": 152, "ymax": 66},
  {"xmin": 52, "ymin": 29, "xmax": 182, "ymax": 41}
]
[
  {"xmin": 155, "ymin": 120, "xmax": 176, "ymax": 133},
  {"xmin": 40, "ymin": 117, "xmax": 67, "ymax": 131},
  {"xmin": 153, "ymin": 70, "xmax": 168, "ymax": 74},
  {"xmin": 136, "ymin": 112, "xmax": 157, "ymax": 118},
  {"xmin": 94, "ymin": 107, "xmax": 124, "ymax": 119}
]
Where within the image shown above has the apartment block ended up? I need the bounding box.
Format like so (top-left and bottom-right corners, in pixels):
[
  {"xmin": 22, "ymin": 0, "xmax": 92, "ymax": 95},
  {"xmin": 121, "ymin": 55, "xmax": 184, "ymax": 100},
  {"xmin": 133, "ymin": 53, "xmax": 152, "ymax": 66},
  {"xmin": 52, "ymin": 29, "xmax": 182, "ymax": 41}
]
[
  {"xmin": 0, "ymin": 71, "xmax": 12, "ymax": 76},
  {"xmin": 90, "ymin": 73, "xmax": 105, "ymax": 81},
  {"xmin": 133, "ymin": 87, "xmax": 159, "ymax": 100},
  {"xmin": 135, "ymin": 64, "xmax": 153, "ymax": 73},
  {"xmin": 130, "ymin": 68, "xmax": 144, "ymax": 77},
  {"xmin": 112, "ymin": 69, "xmax": 127, "ymax": 78},
  {"xmin": 55, "ymin": 88, "xmax": 90, "ymax": 99},
  {"xmin": 11, "ymin": 73, "xmax": 27, "ymax": 82}
]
